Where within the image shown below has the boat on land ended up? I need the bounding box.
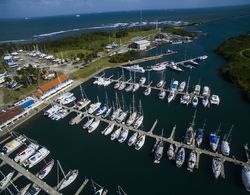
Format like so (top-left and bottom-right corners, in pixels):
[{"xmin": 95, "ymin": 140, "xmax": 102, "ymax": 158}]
[
  {"xmin": 123, "ymin": 64, "xmax": 145, "ymax": 73},
  {"xmin": 2, "ymin": 135, "xmax": 27, "ymax": 154},
  {"xmin": 167, "ymin": 144, "xmax": 175, "ymax": 160},
  {"xmin": 128, "ymin": 132, "xmax": 138, "ymax": 146},
  {"xmin": 209, "ymin": 123, "xmax": 221, "ymax": 152},
  {"xmin": 111, "ymin": 127, "xmax": 122, "ymax": 141},
  {"xmin": 212, "ymin": 158, "xmax": 222, "ymax": 179},
  {"xmin": 36, "ymin": 159, "xmax": 55, "ymax": 179},
  {"xmin": 187, "ymin": 151, "xmax": 197, "ymax": 172},
  {"xmin": 14, "ymin": 143, "xmax": 39, "ymax": 164},
  {"xmin": 221, "ymin": 125, "xmax": 233, "ymax": 156},
  {"xmin": 0, "ymin": 171, "xmax": 15, "ymax": 191},
  {"xmin": 88, "ymin": 119, "xmax": 100, "ymax": 133},
  {"xmin": 176, "ymin": 147, "xmax": 185, "ymax": 167},
  {"xmin": 23, "ymin": 147, "xmax": 50, "ymax": 168}
]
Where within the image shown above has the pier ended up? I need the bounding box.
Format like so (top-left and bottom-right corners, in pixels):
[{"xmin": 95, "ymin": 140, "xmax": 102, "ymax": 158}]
[
  {"xmin": 0, "ymin": 153, "xmax": 61, "ymax": 195},
  {"xmin": 75, "ymin": 178, "xmax": 89, "ymax": 195},
  {"xmin": 58, "ymin": 103, "xmax": 250, "ymax": 171}
]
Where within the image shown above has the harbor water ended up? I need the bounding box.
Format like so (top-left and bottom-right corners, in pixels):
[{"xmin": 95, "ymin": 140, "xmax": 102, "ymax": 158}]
[{"xmin": 1, "ymin": 6, "xmax": 250, "ymax": 195}]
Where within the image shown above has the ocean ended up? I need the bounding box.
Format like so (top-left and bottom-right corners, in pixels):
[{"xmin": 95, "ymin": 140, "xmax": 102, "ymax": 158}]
[{"xmin": 1, "ymin": 5, "xmax": 250, "ymax": 195}]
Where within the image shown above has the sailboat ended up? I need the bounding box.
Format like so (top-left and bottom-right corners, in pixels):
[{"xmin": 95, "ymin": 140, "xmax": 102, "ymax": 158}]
[
  {"xmin": 73, "ymin": 85, "xmax": 91, "ymax": 110},
  {"xmin": 168, "ymin": 80, "xmax": 178, "ymax": 103},
  {"xmin": 102, "ymin": 93, "xmax": 112, "ymax": 118},
  {"xmin": 118, "ymin": 69, "xmax": 126, "ymax": 91},
  {"xmin": 184, "ymin": 110, "xmax": 196, "ymax": 145},
  {"xmin": 134, "ymin": 100, "xmax": 143, "ymax": 129},
  {"xmin": 209, "ymin": 123, "xmax": 221, "ymax": 152},
  {"xmin": 116, "ymin": 95, "xmax": 128, "ymax": 123},
  {"xmin": 57, "ymin": 160, "xmax": 78, "ymax": 191},
  {"xmin": 102, "ymin": 123, "xmax": 115, "ymax": 136},
  {"xmin": 132, "ymin": 72, "xmax": 140, "ymax": 92},
  {"xmin": 180, "ymin": 76, "xmax": 191, "ymax": 105},
  {"xmin": 187, "ymin": 151, "xmax": 197, "ymax": 172},
  {"xmin": 221, "ymin": 125, "xmax": 233, "ymax": 156},
  {"xmin": 144, "ymin": 71, "xmax": 151, "ymax": 96},
  {"xmin": 125, "ymin": 71, "xmax": 133, "ymax": 92},
  {"xmin": 196, "ymin": 119, "xmax": 206, "ymax": 147},
  {"xmin": 128, "ymin": 132, "xmax": 138, "ymax": 146},
  {"xmin": 167, "ymin": 144, "xmax": 175, "ymax": 160},
  {"xmin": 91, "ymin": 180, "xmax": 105, "ymax": 195},
  {"xmin": 154, "ymin": 129, "xmax": 164, "ymax": 164},
  {"xmin": 111, "ymin": 93, "xmax": 122, "ymax": 120},
  {"xmin": 126, "ymin": 96, "xmax": 137, "ymax": 126}
]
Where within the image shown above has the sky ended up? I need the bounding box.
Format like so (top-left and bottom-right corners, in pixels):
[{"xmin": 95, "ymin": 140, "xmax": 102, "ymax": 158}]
[{"xmin": 0, "ymin": 0, "xmax": 250, "ymax": 18}]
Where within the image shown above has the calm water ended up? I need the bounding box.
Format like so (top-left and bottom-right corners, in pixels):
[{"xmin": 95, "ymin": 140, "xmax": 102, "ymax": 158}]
[{"xmin": 1, "ymin": 6, "xmax": 250, "ymax": 195}]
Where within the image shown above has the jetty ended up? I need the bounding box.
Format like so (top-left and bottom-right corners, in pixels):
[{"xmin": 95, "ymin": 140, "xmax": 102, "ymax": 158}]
[
  {"xmin": 57, "ymin": 103, "xmax": 250, "ymax": 172},
  {"xmin": 0, "ymin": 153, "xmax": 61, "ymax": 195}
]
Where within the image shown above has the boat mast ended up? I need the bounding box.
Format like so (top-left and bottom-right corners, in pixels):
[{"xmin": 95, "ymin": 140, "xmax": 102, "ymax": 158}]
[
  {"xmin": 121, "ymin": 94, "xmax": 125, "ymax": 110},
  {"xmin": 226, "ymin": 125, "xmax": 234, "ymax": 141},
  {"xmin": 216, "ymin": 123, "xmax": 221, "ymax": 134},
  {"xmin": 139, "ymin": 99, "xmax": 143, "ymax": 116},
  {"xmin": 186, "ymin": 76, "xmax": 190, "ymax": 93},
  {"xmin": 79, "ymin": 84, "xmax": 84, "ymax": 99},
  {"xmin": 190, "ymin": 110, "xmax": 197, "ymax": 128},
  {"xmin": 57, "ymin": 160, "xmax": 66, "ymax": 180},
  {"xmin": 117, "ymin": 185, "xmax": 128, "ymax": 195},
  {"xmin": 132, "ymin": 95, "xmax": 135, "ymax": 113}
]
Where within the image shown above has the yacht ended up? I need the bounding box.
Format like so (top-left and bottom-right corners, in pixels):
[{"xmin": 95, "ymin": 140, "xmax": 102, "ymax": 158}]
[
  {"xmin": 210, "ymin": 95, "xmax": 220, "ymax": 105},
  {"xmin": 128, "ymin": 132, "xmax": 138, "ymax": 146},
  {"xmin": 2, "ymin": 135, "xmax": 27, "ymax": 154},
  {"xmin": 114, "ymin": 81, "xmax": 121, "ymax": 89},
  {"xmin": 192, "ymin": 95, "xmax": 199, "ymax": 107},
  {"xmin": 19, "ymin": 183, "xmax": 31, "ymax": 195},
  {"xmin": 178, "ymin": 81, "xmax": 186, "ymax": 92},
  {"xmin": 168, "ymin": 61, "xmax": 183, "ymax": 72},
  {"xmin": 125, "ymin": 84, "xmax": 133, "ymax": 92},
  {"xmin": 14, "ymin": 143, "xmax": 39, "ymax": 163},
  {"xmin": 60, "ymin": 96, "xmax": 76, "ymax": 105},
  {"xmin": 111, "ymin": 127, "xmax": 122, "ymax": 141},
  {"xmin": 44, "ymin": 104, "xmax": 61, "ymax": 116},
  {"xmin": 102, "ymin": 123, "xmax": 115, "ymax": 135},
  {"xmin": 202, "ymin": 95, "xmax": 209, "ymax": 107},
  {"xmin": 111, "ymin": 108, "xmax": 122, "ymax": 120},
  {"xmin": 135, "ymin": 135, "xmax": 146, "ymax": 150},
  {"xmin": 102, "ymin": 107, "xmax": 112, "ymax": 118},
  {"xmin": 139, "ymin": 77, "xmax": 146, "ymax": 85},
  {"xmin": 202, "ymin": 86, "xmax": 210, "ymax": 96},
  {"xmin": 144, "ymin": 87, "xmax": 151, "ymax": 96},
  {"xmin": 159, "ymin": 90, "xmax": 166, "ymax": 99},
  {"xmin": 23, "ymin": 147, "xmax": 50, "ymax": 168},
  {"xmin": 126, "ymin": 111, "xmax": 137, "ymax": 126},
  {"xmin": 73, "ymin": 99, "xmax": 91, "ymax": 110},
  {"xmin": 185, "ymin": 126, "xmax": 195, "ymax": 145},
  {"xmin": 88, "ymin": 119, "xmax": 100, "ymax": 133},
  {"xmin": 25, "ymin": 184, "xmax": 41, "ymax": 195},
  {"xmin": 88, "ymin": 102, "xmax": 101, "ymax": 114},
  {"xmin": 167, "ymin": 91, "xmax": 175, "ymax": 103},
  {"xmin": 36, "ymin": 159, "xmax": 54, "ymax": 179},
  {"xmin": 56, "ymin": 92, "xmax": 73, "ymax": 103},
  {"xmin": 242, "ymin": 166, "xmax": 250, "ymax": 192},
  {"xmin": 134, "ymin": 115, "xmax": 143, "ymax": 129},
  {"xmin": 132, "ymin": 83, "xmax": 140, "ymax": 92},
  {"xmin": 123, "ymin": 65, "xmax": 145, "ymax": 73},
  {"xmin": 194, "ymin": 84, "xmax": 201, "ymax": 95},
  {"xmin": 82, "ymin": 118, "xmax": 94, "ymax": 129},
  {"xmin": 96, "ymin": 106, "xmax": 107, "ymax": 116},
  {"xmin": 167, "ymin": 144, "xmax": 175, "ymax": 160},
  {"xmin": 151, "ymin": 62, "xmax": 167, "ymax": 71},
  {"xmin": 187, "ymin": 151, "xmax": 197, "ymax": 172},
  {"xmin": 118, "ymin": 129, "xmax": 129, "ymax": 143},
  {"xmin": 118, "ymin": 82, "xmax": 126, "ymax": 90},
  {"xmin": 180, "ymin": 92, "xmax": 191, "ymax": 105},
  {"xmin": 212, "ymin": 158, "xmax": 222, "ymax": 179},
  {"xmin": 156, "ymin": 80, "xmax": 164, "ymax": 88},
  {"xmin": 196, "ymin": 127, "xmax": 204, "ymax": 147},
  {"xmin": 199, "ymin": 55, "xmax": 208, "ymax": 60},
  {"xmin": 171, "ymin": 80, "xmax": 179, "ymax": 91},
  {"xmin": 154, "ymin": 140, "xmax": 164, "ymax": 164},
  {"xmin": 116, "ymin": 111, "xmax": 128, "ymax": 123},
  {"xmin": 176, "ymin": 147, "xmax": 185, "ymax": 167},
  {"xmin": 209, "ymin": 127, "xmax": 220, "ymax": 152},
  {"xmin": 58, "ymin": 170, "xmax": 79, "ymax": 191},
  {"xmin": 0, "ymin": 171, "xmax": 15, "ymax": 191},
  {"xmin": 221, "ymin": 125, "xmax": 233, "ymax": 156}
]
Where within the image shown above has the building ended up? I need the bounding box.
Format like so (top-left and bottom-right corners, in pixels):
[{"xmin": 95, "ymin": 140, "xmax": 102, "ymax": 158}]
[
  {"xmin": 34, "ymin": 74, "xmax": 73, "ymax": 100},
  {"xmin": 4, "ymin": 55, "xmax": 18, "ymax": 68},
  {"xmin": 129, "ymin": 40, "xmax": 151, "ymax": 50},
  {"xmin": 0, "ymin": 106, "xmax": 24, "ymax": 127}
]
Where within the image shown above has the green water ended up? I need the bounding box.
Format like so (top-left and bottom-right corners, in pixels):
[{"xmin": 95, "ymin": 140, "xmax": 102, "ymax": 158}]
[{"xmin": 1, "ymin": 8, "xmax": 250, "ymax": 195}]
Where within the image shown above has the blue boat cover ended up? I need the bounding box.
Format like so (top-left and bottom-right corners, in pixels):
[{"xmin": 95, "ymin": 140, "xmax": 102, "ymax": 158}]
[{"xmin": 210, "ymin": 135, "xmax": 218, "ymax": 143}]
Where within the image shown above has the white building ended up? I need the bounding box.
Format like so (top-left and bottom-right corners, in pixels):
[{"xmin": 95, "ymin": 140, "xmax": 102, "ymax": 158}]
[{"xmin": 129, "ymin": 40, "xmax": 151, "ymax": 50}]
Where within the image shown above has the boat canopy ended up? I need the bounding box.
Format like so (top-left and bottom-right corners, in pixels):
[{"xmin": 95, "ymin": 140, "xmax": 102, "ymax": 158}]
[{"xmin": 210, "ymin": 134, "xmax": 218, "ymax": 143}]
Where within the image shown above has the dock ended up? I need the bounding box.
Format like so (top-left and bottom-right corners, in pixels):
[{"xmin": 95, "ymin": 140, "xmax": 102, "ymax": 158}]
[
  {"xmin": 0, "ymin": 153, "xmax": 61, "ymax": 195},
  {"xmin": 75, "ymin": 178, "xmax": 89, "ymax": 195},
  {"xmin": 56, "ymin": 103, "xmax": 250, "ymax": 171}
]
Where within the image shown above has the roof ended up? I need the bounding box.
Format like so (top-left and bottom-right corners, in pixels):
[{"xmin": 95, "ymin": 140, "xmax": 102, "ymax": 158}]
[
  {"xmin": 133, "ymin": 39, "xmax": 150, "ymax": 45},
  {"xmin": 39, "ymin": 74, "xmax": 68, "ymax": 93},
  {"xmin": 34, "ymin": 91, "xmax": 43, "ymax": 98},
  {"xmin": 0, "ymin": 106, "xmax": 24, "ymax": 125},
  {"xmin": 4, "ymin": 56, "xmax": 12, "ymax": 60}
]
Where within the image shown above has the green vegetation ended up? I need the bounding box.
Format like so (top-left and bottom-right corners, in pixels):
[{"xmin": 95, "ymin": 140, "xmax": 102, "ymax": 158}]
[
  {"xmin": 215, "ymin": 34, "xmax": 250, "ymax": 101},
  {"xmin": 109, "ymin": 51, "xmax": 142, "ymax": 63},
  {"xmin": 162, "ymin": 27, "xmax": 196, "ymax": 37}
]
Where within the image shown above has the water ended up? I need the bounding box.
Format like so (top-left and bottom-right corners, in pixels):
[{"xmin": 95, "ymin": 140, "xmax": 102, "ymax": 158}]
[{"xmin": 1, "ymin": 6, "xmax": 250, "ymax": 195}]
